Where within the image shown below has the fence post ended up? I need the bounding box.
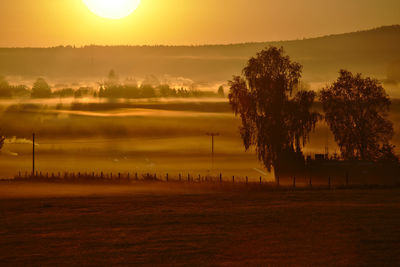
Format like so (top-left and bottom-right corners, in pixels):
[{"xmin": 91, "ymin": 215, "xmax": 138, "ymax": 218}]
[
  {"xmin": 220, "ymin": 173, "xmax": 222, "ymax": 183},
  {"xmin": 232, "ymin": 176, "xmax": 235, "ymax": 183},
  {"xmin": 246, "ymin": 176, "xmax": 248, "ymax": 184},
  {"xmin": 135, "ymin": 172, "xmax": 138, "ymax": 181},
  {"xmin": 198, "ymin": 174, "xmax": 201, "ymax": 182},
  {"xmin": 187, "ymin": 174, "xmax": 190, "ymax": 182},
  {"xmin": 179, "ymin": 173, "xmax": 182, "ymax": 182},
  {"xmin": 166, "ymin": 173, "xmax": 169, "ymax": 182}
]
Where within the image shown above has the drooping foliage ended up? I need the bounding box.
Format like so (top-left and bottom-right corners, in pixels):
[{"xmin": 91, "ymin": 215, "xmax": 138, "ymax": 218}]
[
  {"xmin": 228, "ymin": 47, "xmax": 319, "ymax": 172},
  {"xmin": 320, "ymin": 70, "xmax": 394, "ymax": 161}
]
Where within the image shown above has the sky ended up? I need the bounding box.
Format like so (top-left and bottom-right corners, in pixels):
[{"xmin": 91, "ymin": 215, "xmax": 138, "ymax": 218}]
[{"xmin": 0, "ymin": 0, "xmax": 399, "ymax": 47}]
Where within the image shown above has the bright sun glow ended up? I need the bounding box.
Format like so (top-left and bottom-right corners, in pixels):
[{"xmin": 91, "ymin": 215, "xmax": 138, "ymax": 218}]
[{"xmin": 83, "ymin": 0, "xmax": 141, "ymax": 19}]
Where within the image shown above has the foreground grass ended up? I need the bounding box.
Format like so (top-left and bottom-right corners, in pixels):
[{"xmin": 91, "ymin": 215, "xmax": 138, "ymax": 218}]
[{"xmin": 0, "ymin": 183, "xmax": 399, "ymax": 266}]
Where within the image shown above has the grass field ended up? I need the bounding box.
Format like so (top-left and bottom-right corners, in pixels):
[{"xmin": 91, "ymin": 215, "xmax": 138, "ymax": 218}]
[
  {"xmin": 3, "ymin": 97, "xmax": 400, "ymax": 181},
  {"xmin": 0, "ymin": 98, "xmax": 270, "ymax": 180},
  {"xmin": 0, "ymin": 183, "xmax": 399, "ymax": 266}
]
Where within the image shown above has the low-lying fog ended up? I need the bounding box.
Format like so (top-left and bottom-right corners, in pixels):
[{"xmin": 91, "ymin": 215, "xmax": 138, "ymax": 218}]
[{"xmin": 1, "ymin": 94, "xmax": 400, "ymax": 181}]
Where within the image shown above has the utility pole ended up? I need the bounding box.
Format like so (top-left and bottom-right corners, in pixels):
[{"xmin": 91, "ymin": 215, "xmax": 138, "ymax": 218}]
[
  {"xmin": 206, "ymin": 132, "xmax": 219, "ymax": 169},
  {"xmin": 32, "ymin": 133, "xmax": 35, "ymax": 177}
]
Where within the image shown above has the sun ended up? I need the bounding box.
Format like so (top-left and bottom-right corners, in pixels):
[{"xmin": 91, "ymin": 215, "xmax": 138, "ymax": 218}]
[{"xmin": 82, "ymin": 0, "xmax": 141, "ymax": 19}]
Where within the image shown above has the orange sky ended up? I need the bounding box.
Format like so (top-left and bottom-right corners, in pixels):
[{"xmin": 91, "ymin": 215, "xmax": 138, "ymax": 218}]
[{"xmin": 0, "ymin": 0, "xmax": 399, "ymax": 47}]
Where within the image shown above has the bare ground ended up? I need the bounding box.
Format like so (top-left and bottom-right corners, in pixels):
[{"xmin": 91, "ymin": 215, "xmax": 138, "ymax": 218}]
[{"xmin": 0, "ymin": 183, "xmax": 399, "ymax": 266}]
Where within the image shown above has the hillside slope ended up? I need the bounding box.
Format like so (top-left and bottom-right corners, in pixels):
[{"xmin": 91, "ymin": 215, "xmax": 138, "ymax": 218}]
[{"xmin": 0, "ymin": 25, "xmax": 399, "ymax": 83}]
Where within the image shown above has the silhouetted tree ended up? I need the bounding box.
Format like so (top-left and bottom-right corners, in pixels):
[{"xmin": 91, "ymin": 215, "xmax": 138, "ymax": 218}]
[
  {"xmin": 106, "ymin": 69, "xmax": 119, "ymax": 87},
  {"xmin": 0, "ymin": 76, "xmax": 12, "ymax": 98},
  {"xmin": 218, "ymin": 85, "xmax": 225, "ymax": 97},
  {"xmin": 12, "ymin": 85, "xmax": 30, "ymax": 97},
  {"xmin": 31, "ymin": 78, "xmax": 52, "ymax": 98},
  {"xmin": 54, "ymin": 88, "xmax": 74, "ymax": 98},
  {"xmin": 229, "ymin": 47, "xmax": 319, "ymax": 177},
  {"xmin": 0, "ymin": 77, "xmax": 30, "ymax": 98},
  {"xmin": 98, "ymin": 85, "xmax": 105, "ymax": 97},
  {"xmin": 320, "ymin": 70, "xmax": 394, "ymax": 161},
  {"xmin": 158, "ymin": 84, "xmax": 176, "ymax": 97},
  {"xmin": 378, "ymin": 144, "xmax": 399, "ymax": 163},
  {"xmin": 74, "ymin": 90, "xmax": 82, "ymax": 98},
  {"xmin": 177, "ymin": 88, "xmax": 190, "ymax": 97},
  {"xmin": 0, "ymin": 135, "xmax": 4, "ymax": 151},
  {"xmin": 74, "ymin": 87, "xmax": 91, "ymax": 98},
  {"xmin": 140, "ymin": 84, "xmax": 156, "ymax": 98}
]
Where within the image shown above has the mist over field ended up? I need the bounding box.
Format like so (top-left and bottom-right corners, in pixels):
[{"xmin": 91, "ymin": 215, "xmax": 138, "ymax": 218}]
[
  {"xmin": 1, "ymin": 94, "xmax": 400, "ymax": 181},
  {"xmin": 1, "ymin": 25, "xmax": 400, "ymax": 94},
  {"xmin": 1, "ymin": 24, "xmax": 400, "ymax": 180},
  {"xmin": 0, "ymin": 97, "xmax": 262, "ymax": 179}
]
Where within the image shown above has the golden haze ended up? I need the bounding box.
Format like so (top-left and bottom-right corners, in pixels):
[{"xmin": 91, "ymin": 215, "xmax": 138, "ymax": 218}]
[{"xmin": 0, "ymin": 0, "xmax": 399, "ymax": 47}]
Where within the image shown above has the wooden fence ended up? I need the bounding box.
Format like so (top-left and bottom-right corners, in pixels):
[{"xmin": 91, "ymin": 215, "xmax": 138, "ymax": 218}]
[{"xmin": 11, "ymin": 171, "xmax": 362, "ymax": 189}]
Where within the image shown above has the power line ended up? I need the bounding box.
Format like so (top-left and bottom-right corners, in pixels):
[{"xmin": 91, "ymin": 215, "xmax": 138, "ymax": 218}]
[
  {"xmin": 206, "ymin": 132, "xmax": 219, "ymax": 169},
  {"xmin": 32, "ymin": 133, "xmax": 35, "ymax": 176}
]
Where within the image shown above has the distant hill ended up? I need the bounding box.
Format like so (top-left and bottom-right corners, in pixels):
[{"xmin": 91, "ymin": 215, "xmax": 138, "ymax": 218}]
[{"xmin": 0, "ymin": 25, "xmax": 399, "ymax": 84}]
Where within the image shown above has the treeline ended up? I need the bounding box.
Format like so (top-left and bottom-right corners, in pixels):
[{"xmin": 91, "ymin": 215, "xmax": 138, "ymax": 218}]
[
  {"xmin": 0, "ymin": 73, "xmax": 225, "ymax": 99},
  {"xmin": 97, "ymin": 84, "xmax": 224, "ymax": 99}
]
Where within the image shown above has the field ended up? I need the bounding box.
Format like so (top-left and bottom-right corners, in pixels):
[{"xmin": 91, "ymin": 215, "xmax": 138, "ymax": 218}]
[
  {"xmin": 2, "ymin": 97, "xmax": 400, "ymax": 181},
  {"xmin": 0, "ymin": 182, "xmax": 399, "ymax": 266},
  {"xmin": 2, "ymin": 96, "xmax": 400, "ymax": 265}
]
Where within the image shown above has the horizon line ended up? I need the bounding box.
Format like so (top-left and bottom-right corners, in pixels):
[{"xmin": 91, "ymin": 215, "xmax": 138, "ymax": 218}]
[{"xmin": 0, "ymin": 24, "xmax": 399, "ymax": 49}]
